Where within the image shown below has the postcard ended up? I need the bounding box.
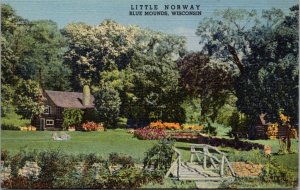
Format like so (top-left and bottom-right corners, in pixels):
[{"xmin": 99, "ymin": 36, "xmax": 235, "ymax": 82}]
[{"xmin": 1, "ymin": 0, "xmax": 298, "ymax": 189}]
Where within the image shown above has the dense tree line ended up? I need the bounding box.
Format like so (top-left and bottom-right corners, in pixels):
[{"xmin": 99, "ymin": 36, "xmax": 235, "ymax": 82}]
[{"xmin": 1, "ymin": 4, "xmax": 298, "ymax": 129}]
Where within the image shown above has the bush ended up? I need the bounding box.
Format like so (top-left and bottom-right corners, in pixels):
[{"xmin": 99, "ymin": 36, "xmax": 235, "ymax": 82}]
[
  {"xmin": 2, "ymin": 149, "xmax": 164, "ymax": 189},
  {"xmin": 228, "ymin": 111, "xmax": 249, "ymax": 134},
  {"xmin": 198, "ymin": 134, "xmax": 264, "ymax": 151},
  {"xmin": 1, "ymin": 124, "xmax": 20, "ymax": 130},
  {"xmin": 228, "ymin": 148, "xmax": 268, "ymax": 165},
  {"xmin": 82, "ymin": 109, "xmax": 100, "ymax": 123},
  {"xmin": 260, "ymin": 159, "xmax": 298, "ymax": 187},
  {"xmin": 108, "ymin": 153, "xmax": 134, "ymax": 168},
  {"xmin": 143, "ymin": 139, "xmax": 175, "ymax": 173},
  {"xmin": 202, "ymin": 122, "xmax": 217, "ymax": 136},
  {"xmin": 81, "ymin": 121, "xmax": 104, "ymax": 131},
  {"xmin": 62, "ymin": 108, "xmax": 83, "ymax": 130},
  {"xmin": 134, "ymin": 128, "xmax": 167, "ymax": 140}
]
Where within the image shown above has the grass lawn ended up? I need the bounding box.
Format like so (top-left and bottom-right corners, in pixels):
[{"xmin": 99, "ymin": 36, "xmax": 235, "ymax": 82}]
[
  {"xmin": 1, "ymin": 129, "xmax": 158, "ymax": 162},
  {"xmin": 2, "ymin": 130, "xmax": 298, "ymax": 164},
  {"xmin": 2, "ymin": 129, "xmax": 298, "ymax": 188}
]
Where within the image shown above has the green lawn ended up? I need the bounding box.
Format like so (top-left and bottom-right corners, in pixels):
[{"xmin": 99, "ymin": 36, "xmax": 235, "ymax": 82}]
[
  {"xmin": 2, "ymin": 130, "xmax": 298, "ymax": 165},
  {"xmin": 1, "ymin": 129, "xmax": 298, "ymax": 188},
  {"xmin": 1, "ymin": 129, "xmax": 158, "ymax": 162}
]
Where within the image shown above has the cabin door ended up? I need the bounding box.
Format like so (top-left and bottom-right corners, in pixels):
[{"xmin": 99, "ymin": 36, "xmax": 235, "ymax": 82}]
[{"xmin": 39, "ymin": 118, "xmax": 45, "ymax": 130}]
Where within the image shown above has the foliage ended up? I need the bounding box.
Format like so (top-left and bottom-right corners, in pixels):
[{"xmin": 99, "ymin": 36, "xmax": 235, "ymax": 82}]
[
  {"xmin": 178, "ymin": 52, "xmax": 236, "ymax": 124},
  {"xmin": 143, "ymin": 140, "xmax": 175, "ymax": 173},
  {"xmin": 127, "ymin": 52, "xmax": 185, "ymax": 123},
  {"xmin": 94, "ymin": 87, "xmax": 121, "ymax": 128},
  {"xmin": 14, "ymin": 79, "xmax": 45, "ymax": 119},
  {"xmin": 82, "ymin": 109, "xmax": 100, "ymax": 123},
  {"xmin": 260, "ymin": 158, "xmax": 298, "ymax": 187},
  {"xmin": 108, "ymin": 153, "xmax": 134, "ymax": 168},
  {"xmin": 1, "ymin": 124, "xmax": 21, "ymax": 130},
  {"xmin": 202, "ymin": 122, "xmax": 217, "ymax": 136},
  {"xmin": 81, "ymin": 121, "xmax": 104, "ymax": 132},
  {"xmin": 1, "ymin": 149, "xmax": 10, "ymax": 162},
  {"xmin": 198, "ymin": 134, "xmax": 264, "ymax": 151},
  {"xmin": 148, "ymin": 121, "xmax": 181, "ymax": 130},
  {"xmin": 215, "ymin": 95, "xmax": 238, "ymax": 126},
  {"xmin": 197, "ymin": 6, "xmax": 299, "ymax": 124},
  {"xmin": 62, "ymin": 108, "xmax": 84, "ymax": 130},
  {"xmin": 2, "ymin": 149, "xmax": 165, "ymax": 189},
  {"xmin": 134, "ymin": 128, "xmax": 167, "ymax": 140},
  {"xmin": 228, "ymin": 111, "xmax": 250, "ymax": 134},
  {"xmin": 228, "ymin": 148, "xmax": 269, "ymax": 165},
  {"xmin": 266, "ymin": 123, "xmax": 278, "ymax": 139},
  {"xmin": 181, "ymin": 97, "xmax": 201, "ymax": 124}
]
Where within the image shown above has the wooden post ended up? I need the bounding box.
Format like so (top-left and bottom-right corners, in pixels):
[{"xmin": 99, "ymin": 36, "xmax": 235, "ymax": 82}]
[
  {"xmin": 220, "ymin": 155, "xmax": 225, "ymax": 177},
  {"xmin": 177, "ymin": 155, "xmax": 181, "ymax": 179},
  {"xmin": 190, "ymin": 153, "xmax": 194, "ymax": 163},
  {"xmin": 203, "ymin": 147, "xmax": 207, "ymax": 169}
]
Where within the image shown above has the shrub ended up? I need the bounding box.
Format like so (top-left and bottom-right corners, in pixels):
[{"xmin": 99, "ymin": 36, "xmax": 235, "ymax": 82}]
[
  {"xmin": 228, "ymin": 148, "xmax": 268, "ymax": 165},
  {"xmin": 94, "ymin": 87, "xmax": 121, "ymax": 128},
  {"xmin": 62, "ymin": 108, "xmax": 83, "ymax": 130},
  {"xmin": 198, "ymin": 134, "xmax": 265, "ymax": 151},
  {"xmin": 134, "ymin": 128, "xmax": 167, "ymax": 140},
  {"xmin": 1, "ymin": 149, "xmax": 10, "ymax": 163},
  {"xmin": 2, "ymin": 149, "xmax": 163, "ymax": 189},
  {"xmin": 108, "ymin": 153, "xmax": 134, "ymax": 168},
  {"xmin": 143, "ymin": 139, "xmax": 175, "ymax": 173},
  {"xmin": 260, "ymin": 159, "xmax": 298, "ymax": 187},
  {"xmin": 81, "ymin": 121, "xmax": 104, "ymax": 131},
  {"xmin": 1, "ymin": 124, "xmax": 20, "ymax": 130}
]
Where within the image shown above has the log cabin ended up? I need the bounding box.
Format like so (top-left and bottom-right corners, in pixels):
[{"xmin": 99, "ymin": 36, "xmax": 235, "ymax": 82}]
[{"xmin": 32, "ymin": 88, "xmax": 94, "ymax": 130}]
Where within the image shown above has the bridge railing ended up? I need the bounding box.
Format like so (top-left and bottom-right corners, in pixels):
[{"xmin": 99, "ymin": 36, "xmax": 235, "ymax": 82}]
[
  {"xmin": 165, "ymin": 147, "xmax": 181, "ymax": 179},
  {"xmin": 190, "ymin": 144, "xmax": 236, "ymax": 177}
]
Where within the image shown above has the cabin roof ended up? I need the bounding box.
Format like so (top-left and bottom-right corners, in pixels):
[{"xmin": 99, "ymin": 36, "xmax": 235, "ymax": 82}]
[{"xmin": 44, "ymin": 90, "xmax": 95, "ymax": 109}]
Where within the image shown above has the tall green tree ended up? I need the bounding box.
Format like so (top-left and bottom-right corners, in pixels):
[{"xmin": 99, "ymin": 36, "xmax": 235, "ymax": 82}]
[
  {"xmin": 196, "ymin": 6, "xmax": 299, "ymax": 124},
  {"xmin": 94, "ymin": 87, "xmax": 121, "ymax": 128},
  {"xmin": 14, "ymin": 79, "xmax": 45, "ymax": 119},
  {"xmin": 178, "ymin": 52, "xmax": 236, "ymax": 123}
]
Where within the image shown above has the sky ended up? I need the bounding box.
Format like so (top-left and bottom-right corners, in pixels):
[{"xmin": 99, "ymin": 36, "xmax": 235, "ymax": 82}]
[{"xmin": 2, "ymin": 0, "xmax": 298, "ymax": 51}]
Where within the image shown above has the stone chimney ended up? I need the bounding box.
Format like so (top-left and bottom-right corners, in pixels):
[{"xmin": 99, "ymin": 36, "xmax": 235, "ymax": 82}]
[{"xmin": 82, "ymin": 85, "xmax": 90, "ymax": 106}]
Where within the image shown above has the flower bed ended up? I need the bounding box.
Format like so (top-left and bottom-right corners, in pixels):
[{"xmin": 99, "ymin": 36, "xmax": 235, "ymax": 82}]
[
  {"xmin": 231, "ymin": 162, "xmax": 264, "ymax": 177},
  {"xmin": 134, "ymin": 128, "xmax": 167, "ymax": 140},
  {"xmin": 82, "ymin": 122, "xmax": 105, "ymax": 131},
  {"xmin": 182, "ymin": 124, "xmax": 204, "ymax": 131},
  {"xmin": 148, "ymin": 121, "xmax": 180, "ymax": 130},
  {"xmin": 20, "ymin": 125, "xmax": 36, "ymax": 131}
]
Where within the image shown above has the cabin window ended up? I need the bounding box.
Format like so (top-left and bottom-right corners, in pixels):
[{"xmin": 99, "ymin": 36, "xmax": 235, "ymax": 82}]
[
  {"xmin": 44, "ymin": 105, "xmax": 50, "ymax": 114},
  {"xmin": 46, "ymin": 119, "xmax": 54, "ymax": 125}
]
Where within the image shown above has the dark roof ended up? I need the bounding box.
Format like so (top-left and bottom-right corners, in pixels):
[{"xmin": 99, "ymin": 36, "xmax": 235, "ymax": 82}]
[{"xmin": 44, "ymin": 90, "xmax": 95, "ymax": 109}]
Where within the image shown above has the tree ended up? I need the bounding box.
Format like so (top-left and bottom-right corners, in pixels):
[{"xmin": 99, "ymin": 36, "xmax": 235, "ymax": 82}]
[
  {"xmin": 14, "ymin": 79, "xmax": 45, "ymax": 119},
  {"xmin": 177, "ymin": 52, "xmax": 236, "ymax": 123},
  {"xmin": 94, "ymin": 87, "xmax": 121, "ymax": 128},
  {"xmin": 196, "ymin": 6, "xmax": 299, "ymax": 124},
  {"xmin": 63, "ymin": 20, "xmax": 140, "ymax": 90},
  {"xmin": 19, "ymin": 20, "xmax": 71, "ymax": 91}
]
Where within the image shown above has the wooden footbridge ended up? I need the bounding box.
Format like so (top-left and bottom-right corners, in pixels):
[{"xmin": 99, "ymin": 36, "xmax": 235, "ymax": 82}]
[{"xmin": 165, "ymin": 144, "xmax": 236, "ymax": 183}]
